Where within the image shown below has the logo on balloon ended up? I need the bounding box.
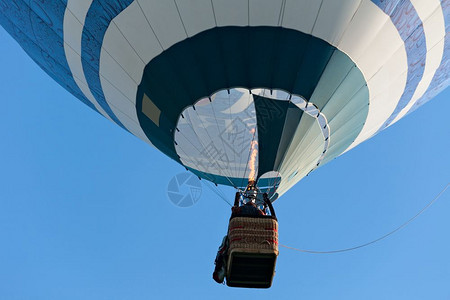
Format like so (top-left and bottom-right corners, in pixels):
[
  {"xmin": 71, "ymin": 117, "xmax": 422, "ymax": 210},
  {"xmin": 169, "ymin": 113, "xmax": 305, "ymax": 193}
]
[{"xmin": 167, "ymin": 172, "xmax": 202, "ymax": 208}]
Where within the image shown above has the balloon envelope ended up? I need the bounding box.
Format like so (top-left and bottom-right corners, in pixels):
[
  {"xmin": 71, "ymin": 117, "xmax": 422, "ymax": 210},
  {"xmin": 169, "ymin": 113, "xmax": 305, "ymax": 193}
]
[{"xmin": 1, "ymin": 0, "xmax": 448, "ymax": 199}]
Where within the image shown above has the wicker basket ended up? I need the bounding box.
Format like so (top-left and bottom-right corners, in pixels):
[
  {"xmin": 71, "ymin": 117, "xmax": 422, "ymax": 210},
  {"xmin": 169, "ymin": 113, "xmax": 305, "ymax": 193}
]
[
  {"xmin": 227, "ymin": 217, "xmax": 279, "ymax": 255},
  {"xmin": 226, "ymin": 216, "xmax": 279, "ymax": 288}
]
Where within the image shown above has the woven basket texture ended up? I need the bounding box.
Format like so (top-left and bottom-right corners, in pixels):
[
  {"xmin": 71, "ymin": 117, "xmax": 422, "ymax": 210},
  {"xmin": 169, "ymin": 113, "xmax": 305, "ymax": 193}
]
[{"xmin": 228, "ymin": 217, "xmax": 278, "ymax": 253}]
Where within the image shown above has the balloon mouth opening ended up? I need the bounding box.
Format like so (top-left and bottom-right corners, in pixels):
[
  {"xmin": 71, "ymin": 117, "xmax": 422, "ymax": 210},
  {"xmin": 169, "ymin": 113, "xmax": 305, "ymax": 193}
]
[
  {"xmin": 247, "ymin": 180, "xmax": 256, "ymax": 187},
  {"xmin": 172, "ymin": 87, "xmax": 333, "ymax": 198}
]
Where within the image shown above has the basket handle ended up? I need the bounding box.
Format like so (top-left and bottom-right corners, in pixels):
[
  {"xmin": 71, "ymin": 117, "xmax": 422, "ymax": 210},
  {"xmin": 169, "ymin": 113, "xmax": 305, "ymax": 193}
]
[
  {"xmin": 234, "ymin": 192, "xmax": 240, "ymax": 207},
  {"xmin": 263, "ymin": 193, "xmax": 277, "ymax": 219}
]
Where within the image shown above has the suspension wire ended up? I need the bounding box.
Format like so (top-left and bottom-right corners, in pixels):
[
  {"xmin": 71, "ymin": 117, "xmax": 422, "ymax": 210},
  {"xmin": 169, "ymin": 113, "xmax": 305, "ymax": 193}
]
[
  {"xmin": 176, "ymin": 108, "xmax": 238, "ymax": 189},
  {"xmin": 202, "ymin": 176, "xmax": 229, "ymax": 202},
  {"xmin": 174, "ymin": 131, "xmax": 232, "ymax": 190},
  {"xmin": 175, "ymin": 139, "xmax": 233, "ymax": 206},
  {"xmin": 175, "ymin": 140, "xmax": 237, "ymax": 202},
  {"xmin": 202, "ymin": 180, "xmax": 233, "ymax": 207},
  {"xmin": 176, "ymin": 141, "xmax": 234, "ymax": 206},
  {"xmin": 265, "ymin": 170, "xmax": 281, "ymax": 199},
  {"xmin": 225, "ymin": 91, "xmax": 239, "ymax": 179},
  {"xmin": 174, "ymin": 111, "xmax": 246, "ymax": 207},
  {"xmin": 188, "ymin": 107, "xmax": 238, "ymax": 186},
  {"xmin": 280, "ymin": 183, "xmax": 449, "ymax": 254}
]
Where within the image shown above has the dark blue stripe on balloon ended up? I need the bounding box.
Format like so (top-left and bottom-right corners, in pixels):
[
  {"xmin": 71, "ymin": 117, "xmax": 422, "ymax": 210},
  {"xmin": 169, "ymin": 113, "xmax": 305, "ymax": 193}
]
[
  {"xmin": 407, "ymin": 0, "xmax": 450, "ymax": 113},
  {"xmin": 0, "ymin": 0, "xmax": 99, "ymax": 113},
  {"xmin": 371, "ymin": 0, "xmax": 427, "ymax": 132},
  {"xmin": 371, "ymin": 0, "xmax": 402, "ymax": 16},
  {"xmin": 81, "ymin": 0, "xmax": 134, "ymax": 130}
]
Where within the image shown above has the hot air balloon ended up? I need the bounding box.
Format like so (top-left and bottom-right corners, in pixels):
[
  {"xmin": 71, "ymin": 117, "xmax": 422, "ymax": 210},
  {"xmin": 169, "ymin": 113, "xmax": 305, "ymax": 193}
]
[{"xmin": 1, "ymin": 0, "xmax": 448, "ymax": 288}]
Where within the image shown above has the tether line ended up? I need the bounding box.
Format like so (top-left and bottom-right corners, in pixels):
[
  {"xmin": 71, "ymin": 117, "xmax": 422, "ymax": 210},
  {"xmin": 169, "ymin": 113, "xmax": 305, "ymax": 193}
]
[{"xmin": 280, "ymin": 183, "xmax": 449, "ymax": 254}]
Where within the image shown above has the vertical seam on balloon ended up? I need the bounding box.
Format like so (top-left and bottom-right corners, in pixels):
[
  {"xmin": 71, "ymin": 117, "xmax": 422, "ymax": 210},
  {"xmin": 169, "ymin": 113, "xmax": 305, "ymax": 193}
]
[
  {"xmin": 406, "ymin": 0, "xmax": 449, "ymax": 114},
  {"xmin": 333, "ymin": 0, "xmax": 364, "ymax": 46},
  {"xmin": 135, "ymin": 0, "xmax": 164, "ymax": 51},
  {"xmin": 63, "ymin": 1, "xmax": 115, "ymax": 119},
  {"xmin": 63, "ymin": 0, "xmax": 121, "ymax": 116},
  {"xmin": 177, "ymin": 107, "xmax": 239, "ymax": 187},
  {"xmin": 310, "ymin": 0, "xmax": 324, "ymax": 34},
  {"xmin": 6, "ymin": 0, "xmax": 101, "ymax": 114},
  {"xmin": 110, "ymin": 20, "xmax": 145, "ymax": 65},
  {"xmin": 64, "ymin": 0, "xmax": 128, "ymax": 126},
  {"xmin": 325, "ymin": 83, "xmax": 367, "ymax": 125},
  {"xmin": 210, "ymin": 0, "xmax": 218, "ymax": 27},
  {"xmin": 371, "ymin": 0, "xmax": 427, "ymax": 133},
  {"xmin": 64, "ymin": 2, "xmax": 141, "ymax": 82},
  {"xmin": 81, "ymin": 0, "xmax": 135, "ymax": 131},
  {"xmin": 277, "ymin": 0, "xmax": 285, "ymax": 27},
  {"xmin": 391, "ymin": 3, "xmax": 445, "ymax": 121},
  {"xmin": 1, "ymin": 13, "xmax": 96, "ymax": 113},
  {"xmin": 248, "ymin": 0, "xmax": 250, "ymax": 26},
  {"xmin": 64, "ymin": 39, "xmax": 145, "ymax": 126},
  {"xmin": 173, "ymin": 0, "xmax": 188, "ymax": 38}
]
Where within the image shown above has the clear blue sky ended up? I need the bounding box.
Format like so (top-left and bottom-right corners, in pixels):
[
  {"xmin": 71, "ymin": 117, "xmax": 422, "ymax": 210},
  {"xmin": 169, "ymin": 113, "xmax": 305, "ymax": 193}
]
[{"xmin": 1, "ymin": 26, "xmax": 449, "ymax": 300}]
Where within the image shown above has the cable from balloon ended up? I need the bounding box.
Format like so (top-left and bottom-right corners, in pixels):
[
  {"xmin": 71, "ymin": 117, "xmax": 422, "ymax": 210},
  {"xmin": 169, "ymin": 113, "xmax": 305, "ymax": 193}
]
[{"xmin": 280, "ymin": 183, "xmax": 449, "ymax": 254}]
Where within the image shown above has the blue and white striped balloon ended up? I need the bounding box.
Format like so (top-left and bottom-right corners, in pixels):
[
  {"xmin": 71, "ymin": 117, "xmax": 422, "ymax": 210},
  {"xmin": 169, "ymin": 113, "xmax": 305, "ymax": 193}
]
[{"xmin": 1, "ymin": 0, "xmax": 448, "ymax": 199}]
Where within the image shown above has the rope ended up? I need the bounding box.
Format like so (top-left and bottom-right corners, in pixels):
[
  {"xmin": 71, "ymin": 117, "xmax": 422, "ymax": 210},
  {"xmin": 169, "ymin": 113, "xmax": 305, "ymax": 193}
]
[
  {"xmin": 202, "ymin": 180, "xmax": 233, "ymax": 207},
  {"xmin": 280, "ymin": 183, "xmax": 449, "ymax": 254}
]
